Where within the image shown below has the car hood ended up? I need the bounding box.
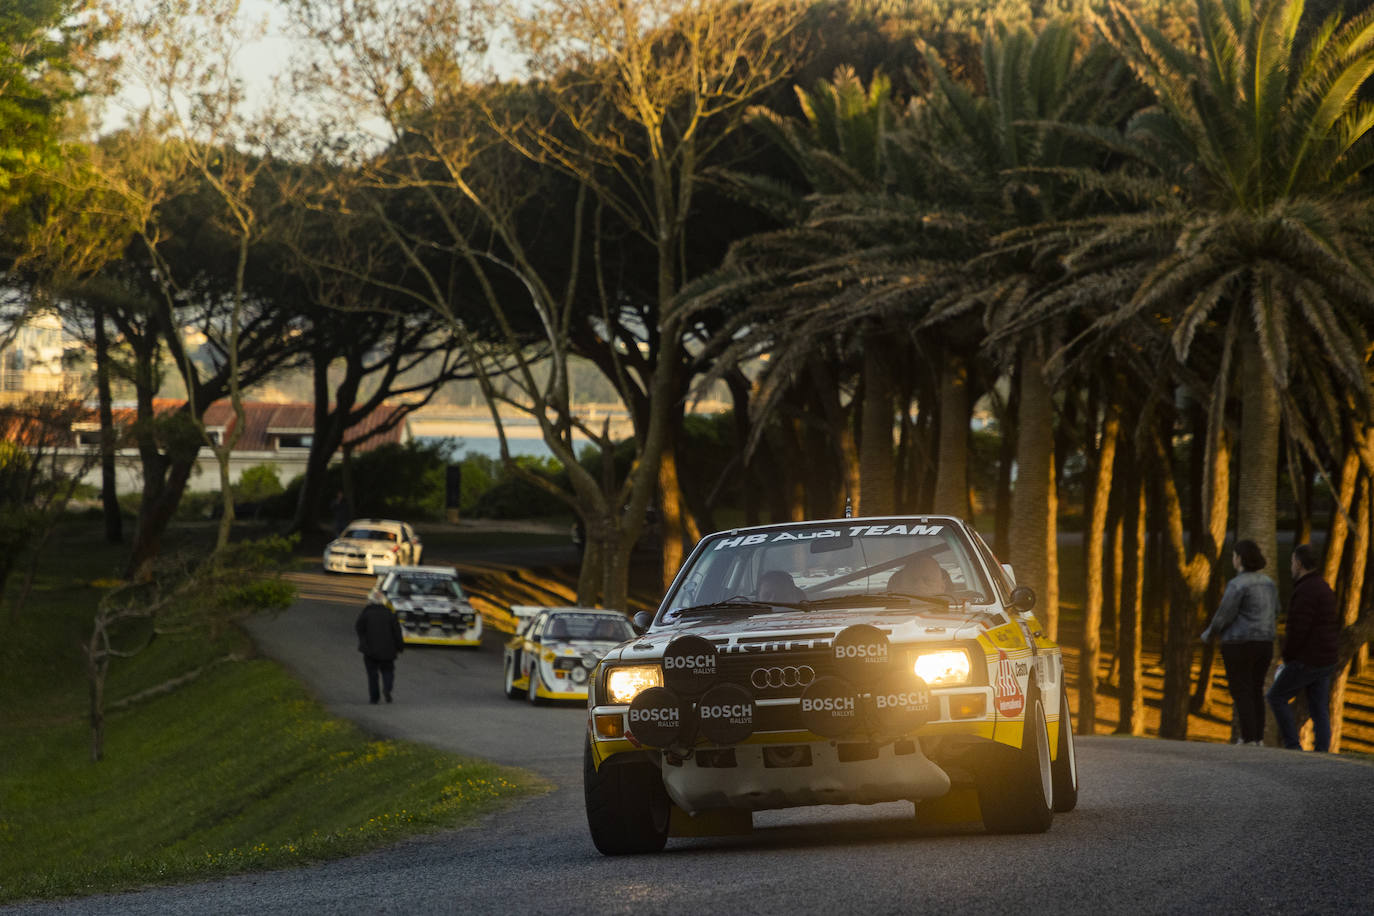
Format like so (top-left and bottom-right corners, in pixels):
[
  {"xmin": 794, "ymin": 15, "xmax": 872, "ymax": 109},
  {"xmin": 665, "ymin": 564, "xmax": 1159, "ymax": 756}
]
[{"xmin": 608, "ymin": 606, "xmax": 998, "ymax": 664}]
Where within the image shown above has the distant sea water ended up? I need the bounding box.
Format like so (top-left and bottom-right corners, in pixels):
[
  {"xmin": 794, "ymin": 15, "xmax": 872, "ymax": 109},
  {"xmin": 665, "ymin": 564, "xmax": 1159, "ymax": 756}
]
[{"xmin": 419, "ymin": 435, "xmax": 556, "ymax": 461}]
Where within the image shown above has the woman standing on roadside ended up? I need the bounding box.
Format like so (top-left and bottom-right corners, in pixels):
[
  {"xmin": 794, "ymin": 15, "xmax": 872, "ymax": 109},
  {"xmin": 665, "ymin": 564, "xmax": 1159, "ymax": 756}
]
[{"xmin": 1200, "ymin": 539, "xmax": 1279, "ymax": 745}]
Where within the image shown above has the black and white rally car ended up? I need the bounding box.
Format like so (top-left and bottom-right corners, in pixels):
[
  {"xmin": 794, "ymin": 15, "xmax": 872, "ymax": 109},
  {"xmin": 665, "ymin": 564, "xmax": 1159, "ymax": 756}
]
[
  {"xmin": 583, "ymin": 515, "xmax": 1078, "ymax": 854},
  {"xmin": 367, "ymin": 565, "xmax": 480, "ymax": 647}
]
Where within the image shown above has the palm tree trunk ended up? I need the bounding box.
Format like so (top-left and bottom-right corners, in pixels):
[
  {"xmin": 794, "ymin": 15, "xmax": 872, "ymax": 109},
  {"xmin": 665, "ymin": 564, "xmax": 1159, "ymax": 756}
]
[
  {"xmin": 1117, "ymin": 456, "xmax": 1146, "ymax": 736},
  {"xmin": 1236, "ymin": 327, "xmax": 1280, "ymax": 578},
  {"xmin": 1323, "ymin": 448, "xmax": 1360, "ymax": 585},
  {"xmin": 1079, "ymin": 405, "xmax": 1118, "ymax": 735},
  {"xmin": 1329, "ymin": 476, "xmax": 1370, "ymax": 752},
  {"xmin": 1009, "ymin": 340, "xmax": 1058, "ymax": 639},
  {"xmin": 932, "ymin": 356, "xmax": 970, "ymax": 516},
  {"xmin": 857, "ymin": 335, "xmax": 895, "ymax": 516}
]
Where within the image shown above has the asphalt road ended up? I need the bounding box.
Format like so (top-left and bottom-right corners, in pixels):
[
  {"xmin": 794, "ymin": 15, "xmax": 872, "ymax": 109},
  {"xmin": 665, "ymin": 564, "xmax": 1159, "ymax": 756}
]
[{"xmin": 12, "ymin": 562, "xmax": 1374, "ymax": 916}]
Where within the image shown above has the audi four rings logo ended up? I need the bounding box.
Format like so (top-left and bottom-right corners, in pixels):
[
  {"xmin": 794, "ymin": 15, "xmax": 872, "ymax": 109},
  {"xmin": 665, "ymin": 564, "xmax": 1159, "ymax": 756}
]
[{"xmin": 751, "ymin": 665, "xmax": 817, "ymax": 689}]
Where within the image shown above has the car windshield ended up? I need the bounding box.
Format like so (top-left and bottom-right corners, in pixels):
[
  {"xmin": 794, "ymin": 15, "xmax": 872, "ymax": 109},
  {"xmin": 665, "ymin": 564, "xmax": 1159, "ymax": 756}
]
[
  {"xmin": 344, "ymin": 528, "xmax": 396, "ymax": 542},
  {"xmin": 546, "ymin": 613, "xmax": 635, "ymax": 642},
  {"xmin": 661, "ymin": 519, "xmax": 991, "ymax": 622},
  {"xmin": 394, "ymin": 575, "xmax": 462, "ymax": 599}
]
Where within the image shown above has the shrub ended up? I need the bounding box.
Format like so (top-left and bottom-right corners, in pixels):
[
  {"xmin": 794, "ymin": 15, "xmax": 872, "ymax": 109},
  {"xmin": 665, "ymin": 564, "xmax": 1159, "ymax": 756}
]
[{"xmin": 234, "ymin": 464, "xmax": 284, "ymax": 503}]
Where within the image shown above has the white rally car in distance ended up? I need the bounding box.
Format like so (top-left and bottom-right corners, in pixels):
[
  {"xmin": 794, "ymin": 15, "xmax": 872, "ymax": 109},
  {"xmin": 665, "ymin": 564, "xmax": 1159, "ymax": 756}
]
[
  {"xmin": 583, "ymin": 515, "xmax": 1078, "ymax": 855},
  {"xmin": 368, "ymin": 566, "xmax": 481, "ymax": 647},
  {"xmin": 504, "ymin": 606, "xmax": 636, "ymax": 703},
  {"xmin": 323, "ymin": 518, "xmax": 423, "ymax": 574}
]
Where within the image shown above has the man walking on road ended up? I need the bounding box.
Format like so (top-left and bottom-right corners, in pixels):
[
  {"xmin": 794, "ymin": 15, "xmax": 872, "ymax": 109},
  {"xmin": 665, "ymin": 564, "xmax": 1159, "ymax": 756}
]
[
  {"xmin": 1267, "ymin": 544, "xmax": 1342, "ymax": 751},
  {"xmin": 355, "ymin": 601, "xmax": 404, "ymax": 704}
]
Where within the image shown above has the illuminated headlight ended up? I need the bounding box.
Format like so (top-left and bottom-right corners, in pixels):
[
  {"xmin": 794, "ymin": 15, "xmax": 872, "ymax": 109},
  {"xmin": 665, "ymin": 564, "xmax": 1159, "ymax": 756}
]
[
  {"xmin": 604, "ymin": 665, "xmax": 662, "ymax": 704},
  {"xmin": 913, "ymin": 649, "xmax": 972, "ymax": 687}
]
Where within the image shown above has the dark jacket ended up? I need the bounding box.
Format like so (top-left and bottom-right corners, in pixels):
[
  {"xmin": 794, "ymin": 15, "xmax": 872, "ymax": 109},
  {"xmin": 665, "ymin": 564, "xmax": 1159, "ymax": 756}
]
[
  {"xmin": 1282, "ymin": 572, "xmax": 1340, "ymax": 667},
  {"xmin": 355, "ymin": 602, "xmax": 405, "ymax": 661}
]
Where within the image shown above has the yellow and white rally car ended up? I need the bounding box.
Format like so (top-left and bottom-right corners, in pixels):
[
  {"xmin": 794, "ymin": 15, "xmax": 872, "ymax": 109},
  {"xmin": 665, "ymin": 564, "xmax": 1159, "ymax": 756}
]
[
  {"xmin": 367, "ymin": 566, "xmax": 481, "ymax": 647},
  {"xmin": 584, "ymin": 515, "xmax": 1078, "ymax": 855},
  {"xmin": 503, "ymin": 606, "xmax": 636, "ymax": 703}
]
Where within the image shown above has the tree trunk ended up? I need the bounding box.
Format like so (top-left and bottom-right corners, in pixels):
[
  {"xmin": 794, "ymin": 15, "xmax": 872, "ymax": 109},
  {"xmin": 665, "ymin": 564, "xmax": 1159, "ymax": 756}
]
[
  {"xmin": 1329, "ymin": 476, "xmax": 1370, "ymax": 752},
  {"xmin": 1323, "ymin": 448, "xmax": 1360, "ymax": 585},
  {"xmin": 1079, "ymin": 405, "xmax": 1118, "ymax": 735},
  {"xmin": 994, "ymin": 374, "xmax": 1018, "ymax": 557},
  {"xmin": 1117, "ymin": 458, "xmax": 1146, "ymax": 736},
  {"xmin": 932, "ymin": 356, "xmax": 970, "ymax": 517},
  {"xmin": 1009, "ymin": 340, "xmax": 1058, "ymax": 639},
  {"xmin": 857, "ymin": 336, "xmax": 896, "ymax": 516},
  {"xmin": 1236, "ymin": 327, "xmax": 1280, "ymax": 579},
  {"xmin": 93, "ymin": 303, "xmax": 122, "ymax": 544},
  {"xmin": 658, "ymin": 426, "xmax": 688, "ymax": 591}
]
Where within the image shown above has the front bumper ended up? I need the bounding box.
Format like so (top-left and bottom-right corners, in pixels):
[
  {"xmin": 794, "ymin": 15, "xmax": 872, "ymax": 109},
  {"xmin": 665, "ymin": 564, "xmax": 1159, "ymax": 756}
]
[
  {"xmin": 399, "ymin": 614, "xmax": 482, "ymax": 646},
  {"xmin": 588, "ymin": 686, "xmax": 1000, "ymax": 813},
  {"xmin": 660, "ymin": 737, "xmax": 950, "ymax": 812},
  {"xmin": 323, "ymin": 552, "xmax": 398, "ymax": 574},
  {"xmin": 532, "ymin": 662, "xmax": 594, "ymax": 700}
]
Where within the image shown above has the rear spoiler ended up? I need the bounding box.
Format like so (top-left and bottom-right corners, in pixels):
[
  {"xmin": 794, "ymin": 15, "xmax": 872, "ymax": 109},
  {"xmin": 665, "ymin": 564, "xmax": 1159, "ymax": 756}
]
[{"xmin": 509, "ymin": 605, "xmax": 545, "ymax": 621}]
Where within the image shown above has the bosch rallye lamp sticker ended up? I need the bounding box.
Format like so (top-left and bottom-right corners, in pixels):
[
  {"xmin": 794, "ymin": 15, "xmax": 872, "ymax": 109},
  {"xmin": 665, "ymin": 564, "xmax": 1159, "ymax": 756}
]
[
  {"xmin": 799, "ymin": 676, "xmax": 863, "ymax": 739},
  {"xmin": 696, "ymin": 682, "xmax": 757, "ymax": 745},
  {"xmin": 627, "ymin": 686, "xmax": 685, "ymax": 747},
  {"xmin": 832, "ymin": 624, "xmax": 893, "ymax": 684},
  {"xmin": 870, "ymin": 675, "xmax": 933, "ymax": 734},
  {"xmin": 661, "ymin": 635, "xmax": 720, "ymax": 697},
  {"xmin": 994, "ymin": 650, "xmax": 1026, "ymax": 717}
]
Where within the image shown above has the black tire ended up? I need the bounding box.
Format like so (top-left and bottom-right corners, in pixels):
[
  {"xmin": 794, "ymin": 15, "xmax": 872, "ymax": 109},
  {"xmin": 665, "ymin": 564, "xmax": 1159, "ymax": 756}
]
[
  {"xmin": 975, "ymin": 693, "xmax": 1054, "ymax": 834},
  {"xmin": 1052, "ymin": 687, "xmax": 1079, "ymax": 813},
  {"xmin": 527, "ymin": 661, "xmax": 545, "ymax": 706},
  {"xmin": 583, "ymin": 739, "xmax": 669, "ymax": 855},
  {"xmin": 503, "ymin": 655, "xmax": 525, "ymax": 700}
]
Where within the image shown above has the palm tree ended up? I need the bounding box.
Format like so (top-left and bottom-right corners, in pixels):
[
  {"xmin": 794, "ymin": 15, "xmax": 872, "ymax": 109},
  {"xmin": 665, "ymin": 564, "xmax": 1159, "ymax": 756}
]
[
  {"xmin": 691, "ymin": 67, "xmax": 976, "ymax": 517},
  {"xmin": 917, "ymin": 18, "xmax": 1140, "ymax": 640},
  {"xmin": 1075, "ymin": 0, "xmax": 1374, "ymax": 578}
]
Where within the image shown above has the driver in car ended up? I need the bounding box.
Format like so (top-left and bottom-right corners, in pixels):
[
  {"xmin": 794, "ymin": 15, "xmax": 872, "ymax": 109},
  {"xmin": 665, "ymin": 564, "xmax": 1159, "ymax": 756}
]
[{"xmin": 890, "ymin": 555, "xmax": 948, "ymax": 595}]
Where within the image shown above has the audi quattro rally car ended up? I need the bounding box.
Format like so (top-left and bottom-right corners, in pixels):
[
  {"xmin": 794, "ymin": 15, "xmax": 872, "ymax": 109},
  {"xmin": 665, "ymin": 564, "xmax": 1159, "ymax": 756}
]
[
  {"xmin": 367, "ymin": 566, "xmax": 481, "ymax": 646},
  {"xmin": 583, "ymin": 515, "xmax": 1079, "ymax": 855},
  {"xmin": 323, "ymin": 519, "xmax": 423, "ymax": 574},
  {"xmin": 504, "ymin": 606, "xmax": 636, "ymax": 703}
]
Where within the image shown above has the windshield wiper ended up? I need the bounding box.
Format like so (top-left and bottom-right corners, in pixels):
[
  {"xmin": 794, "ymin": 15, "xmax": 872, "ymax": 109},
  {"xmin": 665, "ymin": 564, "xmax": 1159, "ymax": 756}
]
[
  {"xmin": 801, "ymin": 592, "xmax": 951, "ymax": 610},
  {"xmin": 670, "ymin": 598, "xmax": 772, "ymax": 618}
]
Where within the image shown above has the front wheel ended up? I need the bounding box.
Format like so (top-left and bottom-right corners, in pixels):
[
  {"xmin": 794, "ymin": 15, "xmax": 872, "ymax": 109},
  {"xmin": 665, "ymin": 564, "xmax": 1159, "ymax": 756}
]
[
  {"xmin": 503, "ymin": 656, "xmax": 525, "ymax": 699},
  {"xmin": 975, "ymin": 693, "xmax": 1054, "ymax": 834},
  {"xmin": 527, "ymin": 662, "xmax": 545, "ymax": 705},
  {"xmin": 1052, "ymin": 687, "xmax": 1079, "ymax": 813},
  {"xmin": 583, "ymin": 739, "xmax": 669, "ymax": 855}
]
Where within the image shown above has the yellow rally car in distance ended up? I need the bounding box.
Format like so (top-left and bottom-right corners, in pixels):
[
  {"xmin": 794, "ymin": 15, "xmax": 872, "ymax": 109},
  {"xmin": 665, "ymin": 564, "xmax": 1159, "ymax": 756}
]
[
  {"xmin": 504, "ymin": 606, "xmax": 637, "ymax": 704},
  {"xmin": 368, "ymin": 566, "xmax": 481, "ymax": 647},
  {"xmin": 584, "ymin": 515, "xmax": 1079, "ymax": 855}
]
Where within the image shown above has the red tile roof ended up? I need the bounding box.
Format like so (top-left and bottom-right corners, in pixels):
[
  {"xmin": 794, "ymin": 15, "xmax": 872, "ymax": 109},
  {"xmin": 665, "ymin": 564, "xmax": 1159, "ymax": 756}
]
[{"xmin": 79, "ymin": 399, "xmax": 408, "ymax": 453}]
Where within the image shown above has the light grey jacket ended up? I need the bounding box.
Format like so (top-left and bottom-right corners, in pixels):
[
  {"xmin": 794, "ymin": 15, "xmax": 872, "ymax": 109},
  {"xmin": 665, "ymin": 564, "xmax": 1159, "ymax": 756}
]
[{"xmin": 1201, "ymin": 571, "xmax": 1278, "ymax": 644}]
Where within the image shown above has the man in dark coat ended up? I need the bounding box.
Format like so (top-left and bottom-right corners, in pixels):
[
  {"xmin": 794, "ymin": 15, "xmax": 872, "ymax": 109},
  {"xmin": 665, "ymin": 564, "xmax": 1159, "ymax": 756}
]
[
  {"xmin": 1266, "ymin": 543, "xmax": 1342, "ymax": 751},
  {"xmin": 355, "ymin": 601, "xmax": 405, "ymax": 704}
]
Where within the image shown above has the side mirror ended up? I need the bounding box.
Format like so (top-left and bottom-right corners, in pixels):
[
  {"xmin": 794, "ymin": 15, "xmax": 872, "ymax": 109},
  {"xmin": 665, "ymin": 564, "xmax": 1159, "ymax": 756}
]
[
  {"xmin": 1010, "ymin": 585, "xmax": 1036, "ymax": 613},
  {"xmin": 631, "ymin": 610, "xmax": 654, "ymax": 634}
]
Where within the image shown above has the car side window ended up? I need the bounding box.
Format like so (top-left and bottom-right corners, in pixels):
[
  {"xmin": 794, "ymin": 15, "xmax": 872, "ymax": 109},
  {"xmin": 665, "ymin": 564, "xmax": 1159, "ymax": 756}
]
[{"xmin": 529, "ymin": 613, "xmax": 547, "ymax": 641}]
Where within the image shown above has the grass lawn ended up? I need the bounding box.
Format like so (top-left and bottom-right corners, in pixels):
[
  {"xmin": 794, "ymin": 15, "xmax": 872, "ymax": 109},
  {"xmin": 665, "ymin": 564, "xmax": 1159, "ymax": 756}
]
[{"xmin": 0, "ymin": 520, "xmax": 544, "ymax": 905}]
